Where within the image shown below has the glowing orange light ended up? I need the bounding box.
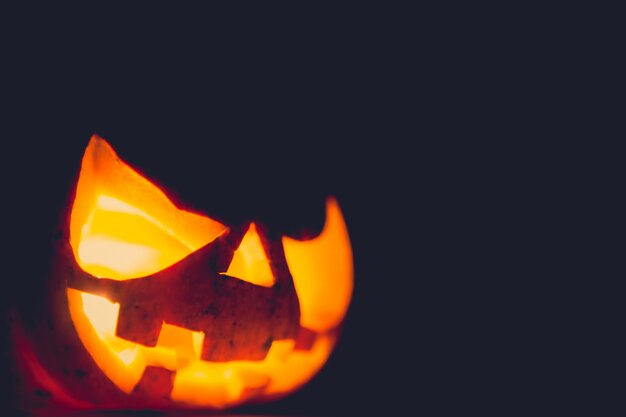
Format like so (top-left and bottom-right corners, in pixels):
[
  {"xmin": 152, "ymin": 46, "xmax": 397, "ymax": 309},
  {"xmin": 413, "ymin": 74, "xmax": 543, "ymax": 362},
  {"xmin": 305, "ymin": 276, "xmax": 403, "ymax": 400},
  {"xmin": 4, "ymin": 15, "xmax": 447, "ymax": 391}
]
[
  {"xmin": 283, "ymin": 198, "xmax": 354, "ymax": 332},
  {"xmin": 70, "ymin": 136, "xmax": 227, "ymax": 280},
  {"xmin": 66, "ymin": 135, "xmax": 353, "ymax": 409},
  {"xmin": 223, "ymin": 223, "xmax": 275, "ymax": 287}
]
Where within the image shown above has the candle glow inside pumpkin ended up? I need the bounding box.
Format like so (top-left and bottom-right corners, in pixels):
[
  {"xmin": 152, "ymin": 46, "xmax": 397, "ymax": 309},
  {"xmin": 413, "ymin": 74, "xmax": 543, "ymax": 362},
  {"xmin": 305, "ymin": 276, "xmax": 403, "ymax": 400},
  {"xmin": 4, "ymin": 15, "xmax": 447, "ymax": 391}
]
[{"xmin": 64, "ymin": 136, "xmax": 353, "ymax": 408}]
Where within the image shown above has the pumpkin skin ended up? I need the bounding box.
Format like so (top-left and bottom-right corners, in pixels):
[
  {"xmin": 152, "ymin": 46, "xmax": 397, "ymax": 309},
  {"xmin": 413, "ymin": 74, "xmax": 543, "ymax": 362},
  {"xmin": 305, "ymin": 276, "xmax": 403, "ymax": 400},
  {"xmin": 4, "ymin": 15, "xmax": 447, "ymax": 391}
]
[{"xmin": 8, "ymin": 135, "xmax": 353, "ymax": 413}]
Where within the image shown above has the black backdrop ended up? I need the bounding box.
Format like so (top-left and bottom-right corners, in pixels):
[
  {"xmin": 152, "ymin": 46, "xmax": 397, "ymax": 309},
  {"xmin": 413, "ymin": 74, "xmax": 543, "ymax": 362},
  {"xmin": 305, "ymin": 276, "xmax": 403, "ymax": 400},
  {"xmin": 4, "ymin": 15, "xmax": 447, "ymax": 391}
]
[{"xmin": 1, "ymin": 5, "xmax": 597, "ymax": 417}]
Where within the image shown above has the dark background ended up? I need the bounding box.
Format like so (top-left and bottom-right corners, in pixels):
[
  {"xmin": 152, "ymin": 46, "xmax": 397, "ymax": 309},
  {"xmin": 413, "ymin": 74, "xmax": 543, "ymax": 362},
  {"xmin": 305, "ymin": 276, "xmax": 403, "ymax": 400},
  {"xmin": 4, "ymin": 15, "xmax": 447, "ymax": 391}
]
[{"xmin": 1, "ymin": 4, "xmax": 612, "ymax": 417}]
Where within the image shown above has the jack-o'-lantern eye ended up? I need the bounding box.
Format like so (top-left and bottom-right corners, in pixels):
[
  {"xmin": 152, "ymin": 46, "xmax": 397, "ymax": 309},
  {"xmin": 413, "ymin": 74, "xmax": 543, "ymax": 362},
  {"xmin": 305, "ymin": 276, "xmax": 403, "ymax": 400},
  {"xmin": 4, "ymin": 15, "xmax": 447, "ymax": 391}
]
[{"xmin": 70, "ymin": 136, "xmax": 228, "ymax": 280}]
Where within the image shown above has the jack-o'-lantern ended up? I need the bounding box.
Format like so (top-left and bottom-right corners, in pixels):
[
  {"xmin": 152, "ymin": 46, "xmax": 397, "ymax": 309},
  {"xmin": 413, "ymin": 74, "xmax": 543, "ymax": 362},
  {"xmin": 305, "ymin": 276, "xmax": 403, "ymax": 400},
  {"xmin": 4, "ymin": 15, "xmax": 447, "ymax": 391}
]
[{"xmin": 9, "ymin": 135, "xmax": 353, "ymax": 412}]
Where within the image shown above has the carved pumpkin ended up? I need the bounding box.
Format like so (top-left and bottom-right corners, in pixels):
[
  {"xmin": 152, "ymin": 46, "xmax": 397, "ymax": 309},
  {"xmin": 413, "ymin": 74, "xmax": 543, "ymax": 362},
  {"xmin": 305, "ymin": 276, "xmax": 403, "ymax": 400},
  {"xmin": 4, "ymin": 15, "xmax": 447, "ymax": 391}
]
[{"xmin": 9, "ymin": 135, "xmax": 353, "ymax": 412}]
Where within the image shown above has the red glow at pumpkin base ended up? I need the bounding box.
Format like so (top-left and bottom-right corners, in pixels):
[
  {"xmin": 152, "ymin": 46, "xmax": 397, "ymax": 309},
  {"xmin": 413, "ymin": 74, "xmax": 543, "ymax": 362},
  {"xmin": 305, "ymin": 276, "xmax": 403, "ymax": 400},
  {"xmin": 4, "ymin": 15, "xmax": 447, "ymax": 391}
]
[{"xmin": 9, "ymin": 135, "xmax": 353, "ymax": 412}]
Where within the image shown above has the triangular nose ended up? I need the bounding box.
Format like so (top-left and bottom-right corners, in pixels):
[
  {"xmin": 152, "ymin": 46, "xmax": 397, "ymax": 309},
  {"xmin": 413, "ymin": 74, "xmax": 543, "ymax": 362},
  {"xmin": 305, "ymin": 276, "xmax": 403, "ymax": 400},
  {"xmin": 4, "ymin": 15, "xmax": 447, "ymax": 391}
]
[{"xmin": 222, "ymin": 223, "xmax": 275, "ymax": 287}]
